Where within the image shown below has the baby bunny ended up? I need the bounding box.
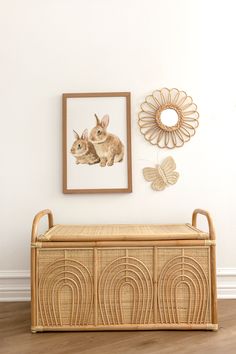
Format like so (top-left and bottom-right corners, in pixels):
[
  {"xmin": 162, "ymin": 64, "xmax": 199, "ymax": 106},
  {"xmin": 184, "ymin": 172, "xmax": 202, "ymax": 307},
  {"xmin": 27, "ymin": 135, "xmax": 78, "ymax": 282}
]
[
  {"xmin": 70, "ymin": 129, "xmax": 100, "ymax": 165},
  {"xmin": 89, "ymin": 114, "xmax": 124, "ymax": 167}
]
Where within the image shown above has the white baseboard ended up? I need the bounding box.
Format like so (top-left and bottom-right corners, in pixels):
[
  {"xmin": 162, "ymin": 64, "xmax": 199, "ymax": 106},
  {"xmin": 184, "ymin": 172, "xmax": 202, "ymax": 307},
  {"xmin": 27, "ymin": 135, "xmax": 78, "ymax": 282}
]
[
  {"xmin": 0, "ymin": 268, "xmax": 236, "ymax": 301},
  {"xmin": 0, "ymin": 271, "xmax": 30, "ymax": 301},
  {"xmin": 216, "ymin": 268, "xmax": 236, "ymax": 299}
]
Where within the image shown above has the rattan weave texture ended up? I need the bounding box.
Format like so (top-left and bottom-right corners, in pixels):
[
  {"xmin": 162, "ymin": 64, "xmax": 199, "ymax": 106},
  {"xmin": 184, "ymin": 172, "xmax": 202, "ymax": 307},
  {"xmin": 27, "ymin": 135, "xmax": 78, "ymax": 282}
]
[{"xmin": 39, "ymin": 223, "xmax": 208, "ymax": 242}]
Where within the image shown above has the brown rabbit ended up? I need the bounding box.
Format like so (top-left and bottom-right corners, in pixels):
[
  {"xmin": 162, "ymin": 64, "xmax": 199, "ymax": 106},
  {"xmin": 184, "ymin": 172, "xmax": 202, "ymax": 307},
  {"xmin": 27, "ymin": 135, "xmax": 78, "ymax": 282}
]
[
  {"xmin": 89, "ymin": 114, "xmax": 124, "ymax": 167},
  {"xmin": 70, "ymin": 129, "xmax": 100, "ymax": 165}
]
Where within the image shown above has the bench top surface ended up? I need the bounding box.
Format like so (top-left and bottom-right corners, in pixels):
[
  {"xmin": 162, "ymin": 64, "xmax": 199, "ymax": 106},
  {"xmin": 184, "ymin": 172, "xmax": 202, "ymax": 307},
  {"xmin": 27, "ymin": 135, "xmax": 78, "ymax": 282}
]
[{"xmin": 39, "ymin": 223, "xmax": 208, "ymax": 242}]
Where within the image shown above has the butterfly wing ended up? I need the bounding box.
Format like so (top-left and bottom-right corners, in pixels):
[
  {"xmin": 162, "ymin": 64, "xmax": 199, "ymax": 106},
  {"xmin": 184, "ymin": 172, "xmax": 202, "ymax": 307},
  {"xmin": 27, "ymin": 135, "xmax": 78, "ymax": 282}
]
[
  {"xmin": 160, "ymin": 156, "xmax": 179, "ymax": 185},
  {"xmin": 143, "ymin": 167, "xmax": 159, "ymax": 182},
  {"xmin": 160, "ymin": 156, "xmax": 176, "ymax": 174},
  {"xmin": 167, "ymin": 171, "xmax": 179, "ymax": 185},
  {"xmin": 151, "ymin": 176, "xmax": 166, "ymax": 191}
]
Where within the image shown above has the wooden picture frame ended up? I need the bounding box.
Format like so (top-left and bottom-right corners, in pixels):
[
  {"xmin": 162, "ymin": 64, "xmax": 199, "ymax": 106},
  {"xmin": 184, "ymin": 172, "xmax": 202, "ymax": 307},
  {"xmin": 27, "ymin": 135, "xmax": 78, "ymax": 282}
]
[{"xmin": 62, "ymin": 92, "xmax": 132, "ymax": 194}]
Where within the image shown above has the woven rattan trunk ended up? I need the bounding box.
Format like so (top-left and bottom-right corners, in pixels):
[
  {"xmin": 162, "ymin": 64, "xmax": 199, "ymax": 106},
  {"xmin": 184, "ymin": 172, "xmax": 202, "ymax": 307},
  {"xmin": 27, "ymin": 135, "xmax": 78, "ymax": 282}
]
[{"xmin": 31, "ymin": 209, "xmax": 218, "ymax": 332}]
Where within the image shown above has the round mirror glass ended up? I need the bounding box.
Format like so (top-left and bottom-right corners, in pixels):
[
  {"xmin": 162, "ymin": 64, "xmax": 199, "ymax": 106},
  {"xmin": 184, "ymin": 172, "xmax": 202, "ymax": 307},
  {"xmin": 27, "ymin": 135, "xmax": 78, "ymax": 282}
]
[{"xmin": 160, "ymin": 109, "xmax": 179, "ymax": 127}]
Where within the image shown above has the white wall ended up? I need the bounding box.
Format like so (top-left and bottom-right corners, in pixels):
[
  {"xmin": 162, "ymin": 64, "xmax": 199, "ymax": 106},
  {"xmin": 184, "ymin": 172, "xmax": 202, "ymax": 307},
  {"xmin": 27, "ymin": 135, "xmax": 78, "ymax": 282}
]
[{"xmin": 1, "ymin": 0, "xmax": 236, "ymax": 280}]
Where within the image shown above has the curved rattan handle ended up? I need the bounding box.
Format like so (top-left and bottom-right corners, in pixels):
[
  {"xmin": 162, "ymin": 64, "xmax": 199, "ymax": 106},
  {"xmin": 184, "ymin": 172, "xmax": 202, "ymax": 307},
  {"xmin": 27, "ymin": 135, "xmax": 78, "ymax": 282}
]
[
  {"xmin": 31, "ymin": 209, "xmax": 54, "ymax": 242},
  {"xmin": 192, "ymin": 209, "xmax": 215, "ymax": 241}
]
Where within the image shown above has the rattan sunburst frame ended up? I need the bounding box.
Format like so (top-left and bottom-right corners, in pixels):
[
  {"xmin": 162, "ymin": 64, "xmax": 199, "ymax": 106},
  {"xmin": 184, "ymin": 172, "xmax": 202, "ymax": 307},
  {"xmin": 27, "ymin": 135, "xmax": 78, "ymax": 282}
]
[{"xmin": 138, "ymin": 88, "xmax": 199, "ymax": 149}]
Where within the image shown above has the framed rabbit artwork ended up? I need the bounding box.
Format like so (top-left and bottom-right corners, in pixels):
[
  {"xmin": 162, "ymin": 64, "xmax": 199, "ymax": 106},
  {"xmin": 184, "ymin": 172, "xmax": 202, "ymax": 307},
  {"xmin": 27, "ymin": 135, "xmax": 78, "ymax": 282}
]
[{"xmin": 62, "ymin": 92, "xmax": 132, "ymax": 193}]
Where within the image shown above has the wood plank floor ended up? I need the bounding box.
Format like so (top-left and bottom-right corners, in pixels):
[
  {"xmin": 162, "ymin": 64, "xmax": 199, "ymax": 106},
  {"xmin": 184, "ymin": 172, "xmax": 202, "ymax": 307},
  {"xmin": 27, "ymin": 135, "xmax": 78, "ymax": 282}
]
[{"xmin": 0, "ymin": 300, "xmax": 236, "ymax": 354}]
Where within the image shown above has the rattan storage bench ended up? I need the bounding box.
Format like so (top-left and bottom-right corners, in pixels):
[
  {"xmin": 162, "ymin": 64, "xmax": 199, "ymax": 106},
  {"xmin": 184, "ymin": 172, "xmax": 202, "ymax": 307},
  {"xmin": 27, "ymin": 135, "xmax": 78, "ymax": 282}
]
[{"xmin": 31, "ymin": 209, "xmax": 218, "ymax": 332}]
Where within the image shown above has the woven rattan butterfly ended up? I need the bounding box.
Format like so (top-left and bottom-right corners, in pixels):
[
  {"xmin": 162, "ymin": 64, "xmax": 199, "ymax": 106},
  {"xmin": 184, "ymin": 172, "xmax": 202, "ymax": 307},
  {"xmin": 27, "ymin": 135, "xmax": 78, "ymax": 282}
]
[{"xmin": 143, "ymin": 156, "xmax": 179, "ymax": 191}]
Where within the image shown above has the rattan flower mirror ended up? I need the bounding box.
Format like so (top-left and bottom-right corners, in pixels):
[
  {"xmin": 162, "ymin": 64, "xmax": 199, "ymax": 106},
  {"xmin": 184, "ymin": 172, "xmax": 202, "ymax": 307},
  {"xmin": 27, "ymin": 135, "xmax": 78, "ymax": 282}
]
[{"xmin": 138, "ymin": 88, "xmax": 199, "ymax": 149}]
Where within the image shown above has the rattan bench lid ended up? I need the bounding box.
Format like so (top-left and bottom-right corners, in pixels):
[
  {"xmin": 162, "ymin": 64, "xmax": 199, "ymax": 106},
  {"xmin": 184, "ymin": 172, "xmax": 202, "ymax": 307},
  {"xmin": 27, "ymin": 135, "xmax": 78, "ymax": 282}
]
[{"xmin": 38, "ymin": 223, "xmax": 208, "ymax": 242}]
